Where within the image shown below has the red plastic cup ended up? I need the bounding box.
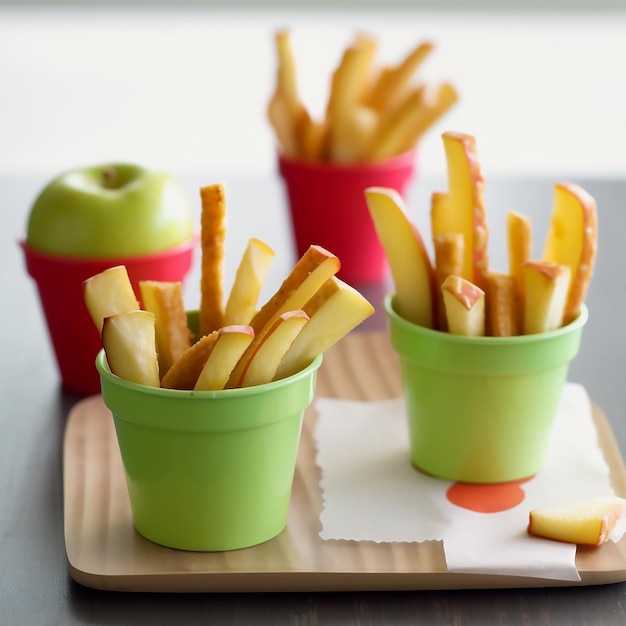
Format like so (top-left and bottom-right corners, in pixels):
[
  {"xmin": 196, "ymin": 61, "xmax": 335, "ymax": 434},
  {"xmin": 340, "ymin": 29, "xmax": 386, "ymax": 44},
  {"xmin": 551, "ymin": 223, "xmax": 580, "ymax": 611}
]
[
  {"xmin": 278, "ymin": 150, "xmax": 416, "ymax": 284},
  {"xmin": 20, "ymin": 239, "xmax": 195, "ymax": 396}
]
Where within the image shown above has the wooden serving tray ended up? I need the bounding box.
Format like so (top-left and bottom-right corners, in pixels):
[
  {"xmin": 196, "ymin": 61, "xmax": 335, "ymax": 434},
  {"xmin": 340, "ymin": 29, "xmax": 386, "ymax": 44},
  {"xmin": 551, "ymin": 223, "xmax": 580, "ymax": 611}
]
[{"xmin": 63, "ymin": 331, "xmax": 626, "ymax": 592}]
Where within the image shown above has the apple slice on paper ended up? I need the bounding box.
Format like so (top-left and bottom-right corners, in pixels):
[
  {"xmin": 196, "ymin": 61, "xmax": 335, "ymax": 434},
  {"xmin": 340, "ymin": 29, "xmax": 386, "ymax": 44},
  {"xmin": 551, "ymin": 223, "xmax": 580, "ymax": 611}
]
[
  {"xmin": 441, "ymin": 274, "xmax": 485, "ymax": 337},
  {"xmin": 522, "ymin": 260, "xmax": 571, "ymax": 334},
  {"xmin": 101, "ymin": 310, "xmax": 160, "ymax": 387},
  {"xmin": 365, "ymin": 186, "xmax": 437, "ymax": 328},
  {"xmin": 139, "ymin": 280, "xmax": 193, "ymax": 378},
  {"xmin": 194, "ymin": 326, "xmax": 255, "ymax": 391},
  {"xmin": 236, "ymin": 310, "xmax": 310, "ymax": 388},
  {"xmin": 542, "ymin": 182, "xmax": 598, "ymax": 324},
  {"xmin": 432, "ymin": 131, "xmax": 489, "ymax": 289},
  {"xmin": 274, "ymin": 276, "xmax": 375, "ymax": 380},
  {"xmin": 227, "ymin": 245, "xmax": 340, "ymax": 387},
  {"xmin": 84, "ymin": 265, "xmax": 140, "ymax": 333},
  {"xmin": 224, "ymin": 237, "xmax": 276, "ymax": 326},
  {"xmin": 528, "ymin": 496, "xmax": 626, "ymax": 546}
]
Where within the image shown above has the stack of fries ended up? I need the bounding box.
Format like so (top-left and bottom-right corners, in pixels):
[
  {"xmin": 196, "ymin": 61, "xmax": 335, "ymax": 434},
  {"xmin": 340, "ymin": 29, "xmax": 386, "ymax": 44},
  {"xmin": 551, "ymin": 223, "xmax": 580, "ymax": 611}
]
[
  {"xmin": 83, "ymin": 183, "xmax": 375, "ymax": 390},
  {"xmin": 268, "ymin": 29, "xmax": 459, "ymax": 163}
]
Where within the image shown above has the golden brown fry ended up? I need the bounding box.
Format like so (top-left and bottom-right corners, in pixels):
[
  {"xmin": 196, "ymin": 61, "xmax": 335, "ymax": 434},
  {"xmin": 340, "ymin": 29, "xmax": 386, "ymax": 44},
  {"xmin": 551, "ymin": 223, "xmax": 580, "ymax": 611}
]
[
  {"xmin": 139, "ymin": 280, "xmax": 193, "ymax": 379},
  {"xmin": 326, "ymin": 43, "xmax": 378, "ymax": 162},
  {"xmin": 199, "ymin": 184, "xmax": 227, "ymax": 336},
  {"xmin": 366, "ymin": 41, "xmax": 434, "ymax": 112},
  {"xmin": 485, "ymin": 271, "xmax": 519, "ymax": 337},
  {"xmin": 433, "ymin": 228, "xmax": 464, "ymax": 331},
  {"xmin": 294, "ymin": 109, "xmax": 329, "ymax": 161},
  {"xmin": 160, "ymin": 331, "xmax": 219, "ymax": 390}
]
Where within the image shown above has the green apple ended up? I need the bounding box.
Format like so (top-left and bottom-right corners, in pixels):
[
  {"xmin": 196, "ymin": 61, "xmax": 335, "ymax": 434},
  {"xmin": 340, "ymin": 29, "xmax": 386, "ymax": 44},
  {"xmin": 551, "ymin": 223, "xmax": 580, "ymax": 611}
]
[{"xmin": 26, "ymin": 163, "xmax": 194, "ymax": 258}]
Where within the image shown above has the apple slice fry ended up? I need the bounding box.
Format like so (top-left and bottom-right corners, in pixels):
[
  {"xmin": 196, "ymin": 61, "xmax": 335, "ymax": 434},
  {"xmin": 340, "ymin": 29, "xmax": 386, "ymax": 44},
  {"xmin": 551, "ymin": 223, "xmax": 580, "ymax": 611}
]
[
  {"xmin": 224, "ymin": 237, "xmax": 275, "ymax": 326},
  {"xmin": 365, "ymin": 187, "xmax": 437, "ymax": 328},
  {"xmin": 161, "ymin": 331, "xmax": 219, "ymax": 390},
  {"xmin": 226, "ymin": 244, "xmax": 341, "ymax": 387},
  {"xmin": 484, "ymin": 271, "xmax": 519, "ymax": 337},
  {"xmin": 139, "ymin": 280, "xmax": 193, "ymax": 379},
  {"xmin": 522, "ymin": 260, "xmax": 571, "ymax": 335},
  {"xmin": 436, "ymin": 131, "xmax": 489, "ymax": 289},
  {"xmin": 274, "ymin": 276, "xmax": 375, "ymax": 380},
  {"xmin": 433, "ymin": 226, "xmax": 464, "ymax": 331},
  {"xmin": 83, "ymin": 265, "xmax": 140, "ymax": 333},
  {"xmin": 194, "ymin": 326, "xmax": 255, "ymax": 391},
  {"xmin": 441, "ymin": 274, "xmax": 485, "ymax": 337},
  {"xmin": 542, "ymin": 182, "xmax": 598, "ymax": 324},
  {"xmin": 102, "ymin": 310, "xmax": 160, "ymax": 387},
  {"xmin": 237, "ymin": 310, "xmax": 310, "ymax": 388},
  {"xmin": 199, "ymin": 183, "xmax": 227, "ymax": 336}
]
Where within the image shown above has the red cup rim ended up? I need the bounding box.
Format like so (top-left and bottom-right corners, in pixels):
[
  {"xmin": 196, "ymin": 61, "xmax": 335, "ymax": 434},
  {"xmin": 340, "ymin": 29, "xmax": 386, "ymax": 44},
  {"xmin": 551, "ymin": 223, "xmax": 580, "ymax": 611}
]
[
  {"xmin": 19, "ymin": 235, "xmax": 198, "ymax": 266},
  {"xmin": 277, "ymin": 149, "xmax": 416, "ymax": 175}
]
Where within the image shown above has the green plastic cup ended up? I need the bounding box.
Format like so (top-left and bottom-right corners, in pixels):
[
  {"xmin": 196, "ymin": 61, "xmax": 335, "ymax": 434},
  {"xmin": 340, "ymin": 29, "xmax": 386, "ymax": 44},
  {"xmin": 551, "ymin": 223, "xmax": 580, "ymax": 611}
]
[
  {"xmin": 96, "ymin": 337, "xmax": 321, "ymax": 552},
  {"xmin": 384, "ymin": 294, "xmax": 588, "ymax": 484}
]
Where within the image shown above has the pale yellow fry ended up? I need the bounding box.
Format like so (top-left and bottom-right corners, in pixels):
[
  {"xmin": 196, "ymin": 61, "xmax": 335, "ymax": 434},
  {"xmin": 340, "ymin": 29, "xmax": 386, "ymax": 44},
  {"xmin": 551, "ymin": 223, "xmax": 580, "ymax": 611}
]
[
  {"xmin": 367, "ymin": 41, "xmax": 434, "ymax": 112},
  {"xmin": 224, "ymin": 237, "xmax": 276, "ymax": 327},
  {"xmin": 506, "ymin": 210, "xmax": 532, "ymax": 324},
  {"xmin": 326, "ymin": 44, "xmax": 377, "ymax": 161},
  {"xmin": 267, "ymin": 90, "xmax": 300, "ymax": 158},
  {"xmin": 331, "ymin": 105, "xmax": 379, "ymax": 163},
  {"xmin": 199, "ymin": 184, "xmax": 227, "ymax": 336},
  {"xmin": 275, "ymin": 30, "xmax": 300, "ymax": 114}
]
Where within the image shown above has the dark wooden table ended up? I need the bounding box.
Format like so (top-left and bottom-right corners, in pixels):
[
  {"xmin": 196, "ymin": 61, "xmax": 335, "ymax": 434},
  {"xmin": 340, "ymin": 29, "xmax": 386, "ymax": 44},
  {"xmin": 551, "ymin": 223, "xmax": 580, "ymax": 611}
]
[{"xmin": 2, "ymin": 171, "xmax": 625, "ymax": 625}]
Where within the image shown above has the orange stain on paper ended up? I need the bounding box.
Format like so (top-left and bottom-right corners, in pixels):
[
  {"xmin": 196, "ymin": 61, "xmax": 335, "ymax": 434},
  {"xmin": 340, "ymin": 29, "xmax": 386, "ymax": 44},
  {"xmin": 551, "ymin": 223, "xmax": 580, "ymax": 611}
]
[{"xmin": 446, "ymin": 477, "xmax": 534, "ymax": 513}]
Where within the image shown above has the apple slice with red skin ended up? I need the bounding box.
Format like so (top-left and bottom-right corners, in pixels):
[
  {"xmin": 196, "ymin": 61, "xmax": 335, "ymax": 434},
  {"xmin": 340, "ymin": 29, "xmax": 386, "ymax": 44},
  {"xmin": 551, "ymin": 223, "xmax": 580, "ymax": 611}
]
[
  {"xmin": 441, "ymin": 274, "xmax": 485, "ymax": 337},
  {"xmin": 235, "ymin": 310, "xmax": 310, "ymax": 388},
  {"xmin": 433, "ymin": 131, "xmax": 489, "ymax": 290},
  {"xmin": 365, "ymin": 186, "xmax": 437, "ymax": 328},
  {"xmin": 194, "ymin": 326, "xmax": 255, "ymax": 391},
  {"xmin": 522, "ymin": 260, "xmax": 571, "ymax": 334},
  {"xmin": 274, "ymin": 276, "xmax": 374, "ymax": 380},
  {"xmin": 542, "ymin": 182, "xmax": 598, "ymax": 325},
  {"xmin": 101, "ymin": 310, "xmax": 160, "ymax": 387}
]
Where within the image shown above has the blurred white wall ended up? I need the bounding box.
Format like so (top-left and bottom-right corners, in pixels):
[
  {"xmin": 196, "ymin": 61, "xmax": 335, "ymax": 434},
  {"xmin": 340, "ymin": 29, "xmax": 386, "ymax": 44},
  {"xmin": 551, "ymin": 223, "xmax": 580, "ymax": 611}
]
[{"xmin": 1, "ymin": 6, "xmax": 625, "ymax": 180}]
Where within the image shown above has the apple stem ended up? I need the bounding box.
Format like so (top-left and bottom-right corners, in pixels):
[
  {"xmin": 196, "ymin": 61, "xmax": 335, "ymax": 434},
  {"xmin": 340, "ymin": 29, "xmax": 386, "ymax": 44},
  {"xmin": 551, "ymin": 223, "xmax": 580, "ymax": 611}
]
[{"xmin": 102, "ymin": 167, "xmax": 117, "ymax": 189}]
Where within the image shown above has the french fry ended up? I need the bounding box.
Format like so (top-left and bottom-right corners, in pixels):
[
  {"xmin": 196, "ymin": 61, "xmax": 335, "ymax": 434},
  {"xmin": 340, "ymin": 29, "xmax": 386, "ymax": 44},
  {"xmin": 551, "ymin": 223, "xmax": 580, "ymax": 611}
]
[
  {"xmin": 194, "ymin": 325, "xmax": 255, "ymax": 391},
  {"xmin": 523, "ymin": 260, "xmax": 571, "ymax": 335},
  {"xmin": 161, "ymin": 331, "xmax": 219, "ymax": 390},
  {"xmin": 294, "ymin": 109, "xmax": 328, "ymax": 161},
  {"xmin": 484, "ymin": 271, "xmax": 519, "ymax": 337},
  {"xmin": 366, "ymin": 40, "xmax": 434, "ymax": 113},
  {"xmin": 274, "ymin": 29, "xmax": 301, "ymax": 118},
  {"xmin": 506, "ymin": 210, "xmax": 532, "ymax": 326},
  {"xmin": 139, "ymin": 280, "xmax": 193, "ymax": 378},
  {"xmin": 274, "ymin": 276, "xmax": 375, "ymax": 380},
  {"xmin": 83, "ymin": 265, "xmax": 140, "ymax": 333},
  {"xmin": 237, "ymin": 310, "xmax": 310, "ymax": 388},
  {"xmin": 224, "ymin": 237, "xmax": 275, "ymax": 327},
  {"xmin": 366, "ymin": 83, "xmax": 458, "ymax": 160},
  {"xmin": 267, "ymin": 91, "xmax": 300, "ymax": 158},
  {"xmin": 102, "ymin": 310, "xmax": 160, "ymax": 388},
  {"xmin": 433, "ymin": 228, "xmax": 464, "ymax": 331},
  {"xmin": 226, "ymin": 245, "xmax": 341, "ymax": 387},
  {"xmin": 441, "ymin": 274, "xmax": 486, "ymax": 337},
  {"xmin": 199, "ymin": 183, "xmax": 227, "ymax": 336},
  {"xmin": 326, "ymin": 43, "xmax": 378, "ymax": 162}
]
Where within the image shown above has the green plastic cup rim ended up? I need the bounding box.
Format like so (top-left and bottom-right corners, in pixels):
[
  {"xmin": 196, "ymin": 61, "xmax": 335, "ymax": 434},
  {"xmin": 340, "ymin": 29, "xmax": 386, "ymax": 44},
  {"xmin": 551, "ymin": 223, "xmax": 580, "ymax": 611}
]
[
  {"xmin": 95, "ymin": 348, "xmax": 323, "ymax": 399},
  {"xmin": 383, "ymin": 293, "xmax": 588, "ymax": 345}
]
